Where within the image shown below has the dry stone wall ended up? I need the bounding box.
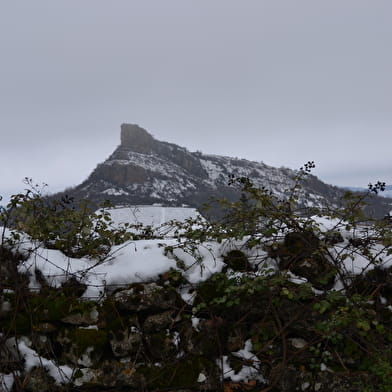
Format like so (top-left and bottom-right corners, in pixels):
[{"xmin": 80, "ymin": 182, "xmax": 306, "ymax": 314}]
[{"xmin": 1, "ymin": 249, "xmax": 390, "ymax": 392}]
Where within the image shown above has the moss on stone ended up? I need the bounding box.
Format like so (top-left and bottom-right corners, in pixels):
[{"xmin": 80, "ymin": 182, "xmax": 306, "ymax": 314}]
[
  {"xmin": 138, "ymin": 356, "xmax": 217, "ymax": 390},
  {"xmin": 68, "ymin": 328, "xmax": 108, "ymax": 354},
  {"xmin": 2, "ymin": 312, "xmax": 31, "ymax": 335},
  {"xmin": 193, "ymin": 273, "xmax": 230, "ymax": 308},
  {"xmin": 28, "ymin": 292, "xmax": 97, "ymax": 324},
  {"xmin": 29, "ymin": 294, "xmax": 70, "ymax": 321},
  {"xmin": 100, "ymin": 298, "xmax": 140, "ymax": 342},
  {"xmin": 223, "ymin": 249, "xmax": 253, "ymax": 272}
]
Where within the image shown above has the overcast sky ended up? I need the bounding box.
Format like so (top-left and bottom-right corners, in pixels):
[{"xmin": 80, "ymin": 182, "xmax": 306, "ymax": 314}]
[{"xmin": 1, "ymin": 0, "xmax": 391, "ymax": 202}]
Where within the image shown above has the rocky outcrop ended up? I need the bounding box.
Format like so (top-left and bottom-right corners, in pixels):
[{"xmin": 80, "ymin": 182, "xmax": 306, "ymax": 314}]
[
  {"xmin": 120, "ymin": 123, "xmax": 156, "ymax": 153},
  {"xmin": 91, "ymin": 162, "xmax": 149, "ymax": 186}
]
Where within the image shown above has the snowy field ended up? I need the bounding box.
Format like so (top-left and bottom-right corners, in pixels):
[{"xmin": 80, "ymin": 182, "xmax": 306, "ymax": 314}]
[{"xmin": 107, "ymin": 205, "xmax": 200, "ymax": 228}]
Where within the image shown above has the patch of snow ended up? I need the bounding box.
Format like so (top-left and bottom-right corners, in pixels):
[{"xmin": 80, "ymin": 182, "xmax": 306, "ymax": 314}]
[
  {"xmin": 77, "ymin": 347, "xmax": 94, "ymax": 367},
  {"xmin": 217, "ymin": 340, "xmax": 264, "ymax": 383},
  {"xmin": 286, "ymin": 271, "xmax": 308, "ymax": 285},
  {"xmin": 320, "ymin": 363, "xmax": 328, "ymax": 371},
  {"xmin": 17, "ymin": 337, "xmax": 73, "ymax": 384},
  {"xmin": 172, "ymin": 331, "xmax": 180, "ymax": 348},
  {"xmin": 17, "ymin": 237, "xmax": 225, "ymax": 298},
  {"xmin": 102, "ymin": 188, "xmax": 129, "ymax": 196},
  {"xmin": 197, "ymin": 373, "xmax": 207, "ymax": 383},
  {"xmin": 200, "ymin": 158, "xmax": 223, "ymax": 183},
  {"xmin": 179, "ymin": 287, "xmax": 196, "ymax": 305},
  {"xmin": 0, "ymin": 373, "xmax": 15, "ymax": 392},
  {"xmin": 191, "ymin": 316, "xmax": 201, "ymax": 331},
  {"xmin": 78, "ymin": 325, "xmax": 99, "ymax": 330},
  {"xmin": 74, "ymin": 368, "xmax": 93, "ymax": 387},
  {"xmin": 172, "ymin": 242, "xmax": 225, "ymax": 284}
]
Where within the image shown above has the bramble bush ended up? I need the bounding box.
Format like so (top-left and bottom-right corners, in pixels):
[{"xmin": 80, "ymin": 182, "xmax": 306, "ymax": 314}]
[
  {"xmin": 0, "ymin": 178, "xmax": 132, "ymax": 261},
  {"xmin": 166, "ymin": 162, "xmax": 392, "ymax": 390}
]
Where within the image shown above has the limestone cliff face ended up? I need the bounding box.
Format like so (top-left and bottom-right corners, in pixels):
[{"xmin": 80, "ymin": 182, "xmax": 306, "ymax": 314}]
[
  {"xmin": 120, "ymin": 124, "xmax": 156, "ymax": 154},
  {"xmin": 91, "ymin": 162, "xmax": 148, "ymax": 186},
  {"xmin": 61, "ymin": 124, "xmax": 392, "ymax": 217}
]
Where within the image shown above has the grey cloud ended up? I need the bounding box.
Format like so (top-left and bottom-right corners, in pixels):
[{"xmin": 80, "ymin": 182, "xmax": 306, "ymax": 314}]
[{"xmin": 1, "ymin": 0, "xmax": 391, "ymax": 200}]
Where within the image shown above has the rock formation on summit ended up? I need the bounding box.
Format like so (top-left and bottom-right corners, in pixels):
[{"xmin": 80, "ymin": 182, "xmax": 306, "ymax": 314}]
[{"xmin": 120, "ymin": 124, "xmax": 156, "ymax": 153}]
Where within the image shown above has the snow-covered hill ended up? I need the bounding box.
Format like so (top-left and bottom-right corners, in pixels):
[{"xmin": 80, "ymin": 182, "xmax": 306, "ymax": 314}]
[{"xmin": 58, "ymin": 124, "xmax": 392, "ymax": 218}]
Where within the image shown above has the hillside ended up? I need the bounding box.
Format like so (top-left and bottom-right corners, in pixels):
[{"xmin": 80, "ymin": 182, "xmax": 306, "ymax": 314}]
[{"xmin": 60, "ymin": 124, "xmax": 392, "ymax": 218}]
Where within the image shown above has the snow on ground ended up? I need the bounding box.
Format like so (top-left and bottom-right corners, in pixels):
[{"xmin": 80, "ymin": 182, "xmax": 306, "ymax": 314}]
[
  {"xmin": 1, "ymin": 206, "xmax": 214, "ymax": 298},
  {"xmin": 217, "ymin": 340, "xmax": 264, "ymax": 383},
  {"xmin": 0, "ymin": 372, "xmax": 14, "ymax": 392},
  {"xmin": 1, "ymin": 205, "xmax": 390, "ymax": 302},
  {"xmin": 200, "ymin": 158, "xmax": 224, "ymax": 184},
  {"xmin": 17, "ymin": 338, "xmax": 73, "ymax": 383},
  {"xmin": 16, "ymin": 238, "xmax": 226, "ymax": 299},
  {"xmin": 2, "ymin": 209, "xmax": 390, "ymax": 299},
  {"xmin": 0, "ymin": 337, "xmax": 73, "ymax": 391}
]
